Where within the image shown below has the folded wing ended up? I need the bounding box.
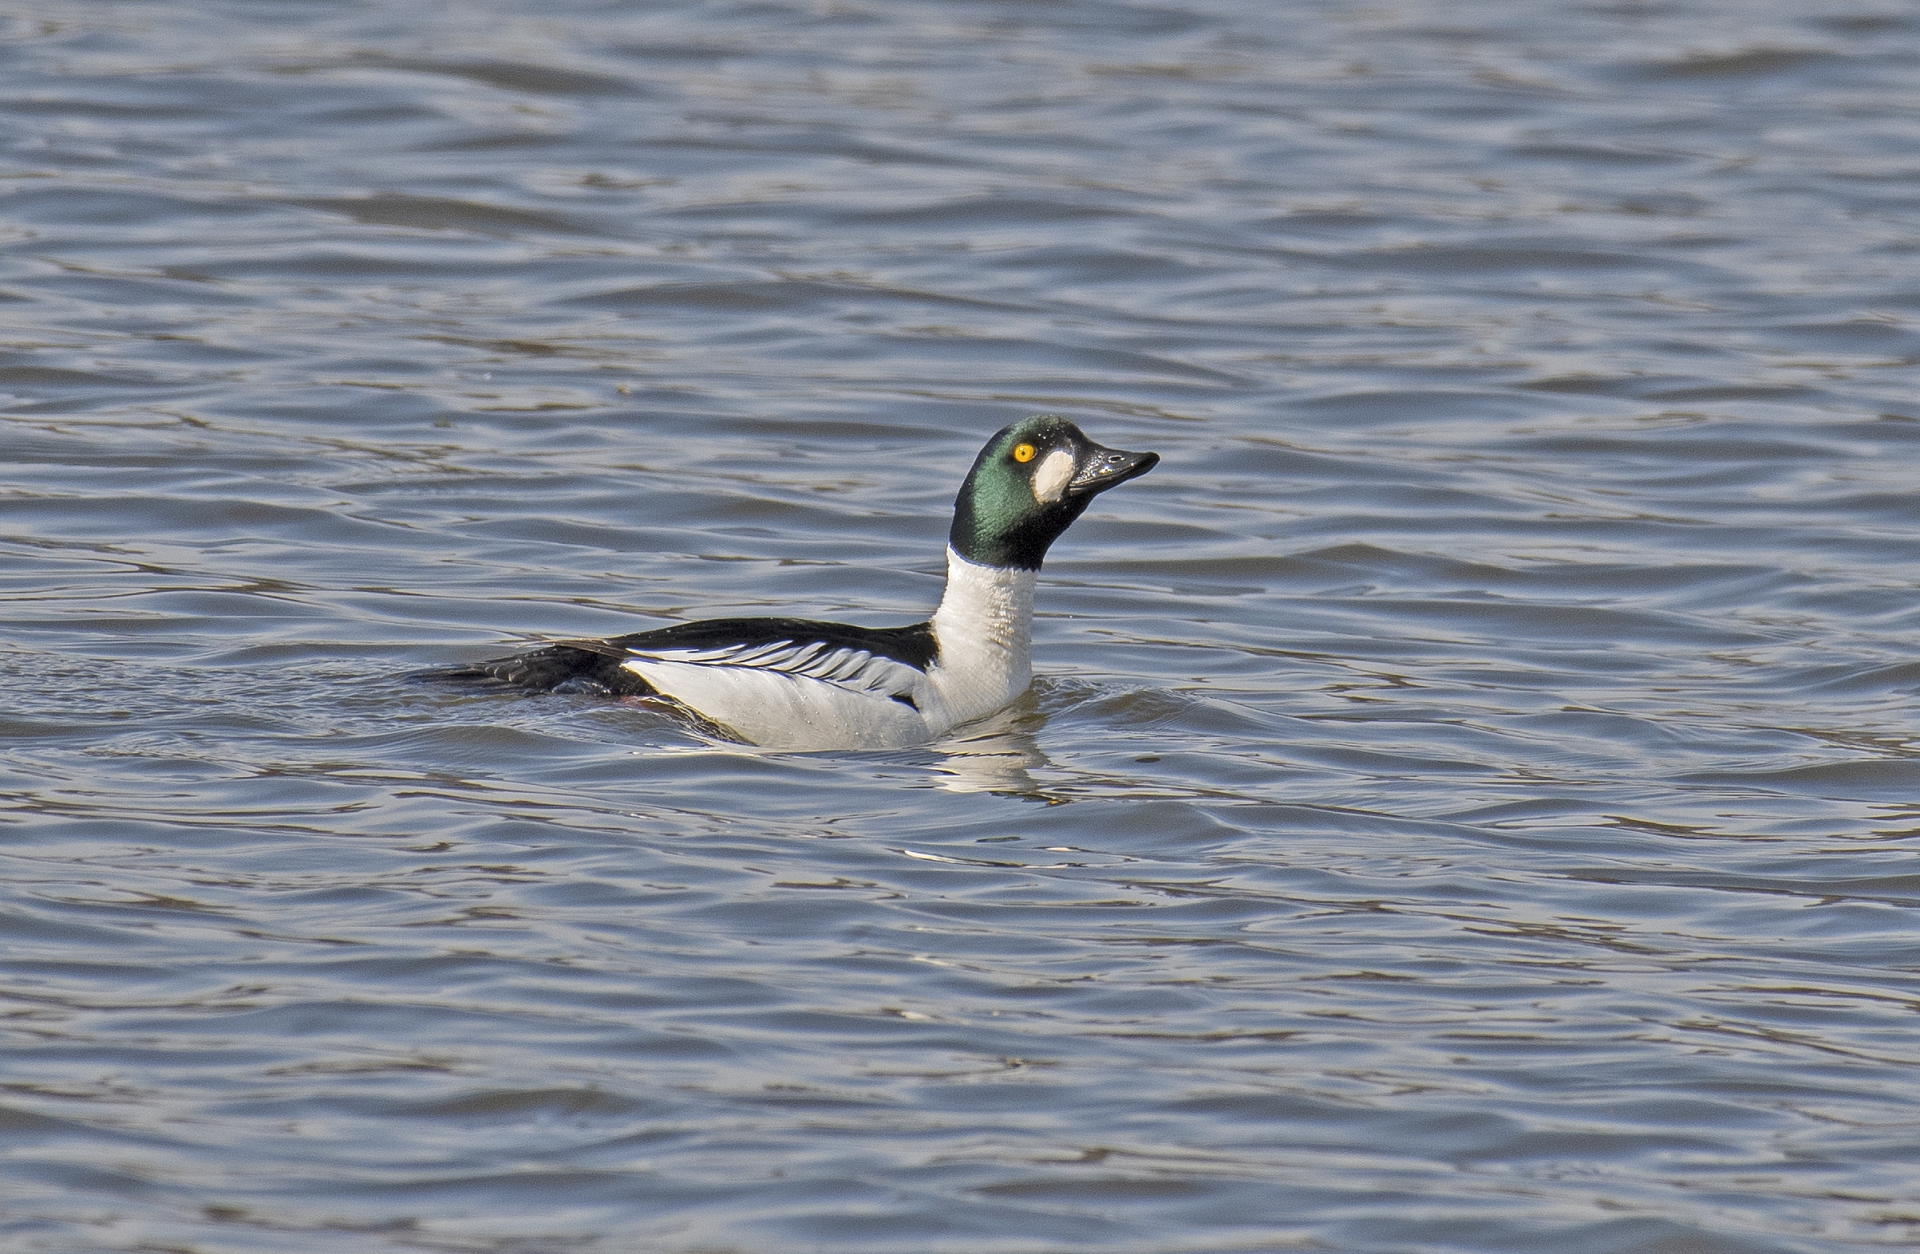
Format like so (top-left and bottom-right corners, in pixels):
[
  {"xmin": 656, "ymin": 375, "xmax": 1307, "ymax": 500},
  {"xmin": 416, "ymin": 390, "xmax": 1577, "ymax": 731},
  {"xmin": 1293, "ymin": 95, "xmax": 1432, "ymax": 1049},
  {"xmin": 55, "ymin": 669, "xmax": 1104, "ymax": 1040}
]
[{"xmin": 603, "ymin": 617, "xmax": 936, "ymax": 710}]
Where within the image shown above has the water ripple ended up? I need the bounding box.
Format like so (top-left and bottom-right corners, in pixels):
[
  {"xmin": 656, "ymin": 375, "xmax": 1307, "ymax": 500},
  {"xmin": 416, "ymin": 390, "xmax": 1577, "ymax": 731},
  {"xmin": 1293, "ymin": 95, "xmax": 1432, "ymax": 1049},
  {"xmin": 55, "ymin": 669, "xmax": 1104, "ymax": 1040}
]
[{"xmin": 3, "ymin": 0, "xmax": 1919, "ymax": 1251}]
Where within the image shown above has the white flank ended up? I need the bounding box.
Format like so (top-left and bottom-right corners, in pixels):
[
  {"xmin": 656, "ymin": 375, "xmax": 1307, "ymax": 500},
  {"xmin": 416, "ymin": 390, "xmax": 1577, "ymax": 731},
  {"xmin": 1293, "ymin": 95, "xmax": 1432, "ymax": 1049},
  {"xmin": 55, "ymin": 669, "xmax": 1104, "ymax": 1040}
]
[{"xmin": 622, "ymin": 656, "xmax": 927, "ymax": 750}]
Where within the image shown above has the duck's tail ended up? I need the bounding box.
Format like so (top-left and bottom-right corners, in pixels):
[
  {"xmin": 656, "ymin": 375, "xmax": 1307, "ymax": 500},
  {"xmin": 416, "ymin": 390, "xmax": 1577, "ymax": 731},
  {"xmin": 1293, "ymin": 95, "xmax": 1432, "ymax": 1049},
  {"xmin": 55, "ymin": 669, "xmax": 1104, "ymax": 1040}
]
[{"xmin": 408, "ymin": 642, "xmax": 656, "ymax": 697}]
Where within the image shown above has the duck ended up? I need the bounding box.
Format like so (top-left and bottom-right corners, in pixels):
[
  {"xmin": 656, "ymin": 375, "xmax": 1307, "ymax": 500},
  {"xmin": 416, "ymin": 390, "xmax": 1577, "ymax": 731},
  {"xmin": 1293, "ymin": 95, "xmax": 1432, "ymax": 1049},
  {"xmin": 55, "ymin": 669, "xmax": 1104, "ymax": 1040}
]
[{"xmin": 414, "ymin": 414, "xmax": 1158, "ymax": 750}]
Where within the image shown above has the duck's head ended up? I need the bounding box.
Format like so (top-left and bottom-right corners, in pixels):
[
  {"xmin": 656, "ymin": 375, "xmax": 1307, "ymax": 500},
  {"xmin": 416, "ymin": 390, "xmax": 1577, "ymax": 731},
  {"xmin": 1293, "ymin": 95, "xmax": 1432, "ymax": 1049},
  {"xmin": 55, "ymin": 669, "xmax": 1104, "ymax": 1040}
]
[{"xmin": 949, "ymin": 415, "xmax": 1159, "ymax": 570}]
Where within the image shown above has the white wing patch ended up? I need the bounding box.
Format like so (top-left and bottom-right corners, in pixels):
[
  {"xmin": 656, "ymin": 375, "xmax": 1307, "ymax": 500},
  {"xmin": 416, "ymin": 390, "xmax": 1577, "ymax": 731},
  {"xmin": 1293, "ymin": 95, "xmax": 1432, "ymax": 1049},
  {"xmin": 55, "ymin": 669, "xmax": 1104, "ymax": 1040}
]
[{"xmin": 620, "ymin": 637, "xmax": 925, "ymax": 705}]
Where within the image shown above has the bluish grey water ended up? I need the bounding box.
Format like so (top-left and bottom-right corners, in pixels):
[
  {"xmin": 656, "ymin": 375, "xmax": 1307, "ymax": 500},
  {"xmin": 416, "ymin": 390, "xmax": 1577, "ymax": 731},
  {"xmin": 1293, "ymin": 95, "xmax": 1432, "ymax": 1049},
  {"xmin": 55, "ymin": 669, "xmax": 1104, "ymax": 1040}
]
[{"xmin": 4, "ymin": 1, "xmax": 1920, "ymax": 1250}]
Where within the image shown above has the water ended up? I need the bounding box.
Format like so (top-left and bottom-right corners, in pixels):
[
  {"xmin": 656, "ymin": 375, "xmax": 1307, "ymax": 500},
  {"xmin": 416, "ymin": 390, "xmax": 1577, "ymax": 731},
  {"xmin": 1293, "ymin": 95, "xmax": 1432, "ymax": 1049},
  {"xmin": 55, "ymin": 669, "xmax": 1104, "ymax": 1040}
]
[{"xmin": 5, "ymin": 0, "xmax": 1920, "ymax": 1249}]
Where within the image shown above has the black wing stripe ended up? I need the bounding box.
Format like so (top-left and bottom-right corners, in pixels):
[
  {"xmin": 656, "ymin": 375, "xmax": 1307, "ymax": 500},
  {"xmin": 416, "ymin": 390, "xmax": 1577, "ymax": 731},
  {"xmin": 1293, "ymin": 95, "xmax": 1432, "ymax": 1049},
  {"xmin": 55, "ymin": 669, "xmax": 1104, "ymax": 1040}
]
[
  {"xmin": 613, "ymin": 619, "xmax": 936, "ymax": 705},
  {"xmin": 636, "ymin": 640, "xmax": 906, "ymax": 691}
]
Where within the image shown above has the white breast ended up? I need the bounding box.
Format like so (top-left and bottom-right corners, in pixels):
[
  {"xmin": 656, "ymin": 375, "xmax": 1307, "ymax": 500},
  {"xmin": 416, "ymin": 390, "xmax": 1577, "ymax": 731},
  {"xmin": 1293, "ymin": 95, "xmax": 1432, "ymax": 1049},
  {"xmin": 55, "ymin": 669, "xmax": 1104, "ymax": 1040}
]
[{"xmin": 925, "ymin": 548, "xmax": 1036, "ymax": 727}]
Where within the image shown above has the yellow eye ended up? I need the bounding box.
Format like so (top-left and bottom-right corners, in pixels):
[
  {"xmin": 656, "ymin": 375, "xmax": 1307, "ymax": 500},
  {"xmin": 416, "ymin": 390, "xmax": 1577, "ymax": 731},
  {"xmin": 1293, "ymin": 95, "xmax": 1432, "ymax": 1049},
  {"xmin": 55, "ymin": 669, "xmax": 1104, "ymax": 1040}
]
[{"xmin": 1012, "ymin": 443, "xmax": 1036, "ymax": 463}]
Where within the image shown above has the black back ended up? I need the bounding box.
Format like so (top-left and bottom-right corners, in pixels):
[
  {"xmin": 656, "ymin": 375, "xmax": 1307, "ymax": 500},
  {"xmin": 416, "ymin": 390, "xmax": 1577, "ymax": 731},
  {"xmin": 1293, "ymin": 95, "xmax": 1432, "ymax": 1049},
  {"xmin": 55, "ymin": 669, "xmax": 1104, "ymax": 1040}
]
[
  {"xmin": 412, "ymin": 617, "xmax": 937, "ymax": 696},
  {"xmin": 408, "ymin": 643, "xmax": 659, "ymax": 696}
]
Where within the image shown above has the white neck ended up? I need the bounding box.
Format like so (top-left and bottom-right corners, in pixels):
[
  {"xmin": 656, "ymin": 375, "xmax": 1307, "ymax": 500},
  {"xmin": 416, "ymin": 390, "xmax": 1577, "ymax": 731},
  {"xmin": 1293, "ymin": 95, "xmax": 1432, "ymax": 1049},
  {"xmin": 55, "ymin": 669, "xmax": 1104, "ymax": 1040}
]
[{"xmin": 927, "ymin": 547, "xmax": 1036, "ymax": 724}]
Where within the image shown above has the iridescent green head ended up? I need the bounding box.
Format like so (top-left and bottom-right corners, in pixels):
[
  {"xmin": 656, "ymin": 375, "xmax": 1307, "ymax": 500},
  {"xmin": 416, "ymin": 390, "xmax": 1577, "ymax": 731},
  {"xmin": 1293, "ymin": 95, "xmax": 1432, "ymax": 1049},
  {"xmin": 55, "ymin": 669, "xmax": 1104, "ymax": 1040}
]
[{"xmin": 948, "ymin": 415, "xmax": 1158, "ymax": 570}]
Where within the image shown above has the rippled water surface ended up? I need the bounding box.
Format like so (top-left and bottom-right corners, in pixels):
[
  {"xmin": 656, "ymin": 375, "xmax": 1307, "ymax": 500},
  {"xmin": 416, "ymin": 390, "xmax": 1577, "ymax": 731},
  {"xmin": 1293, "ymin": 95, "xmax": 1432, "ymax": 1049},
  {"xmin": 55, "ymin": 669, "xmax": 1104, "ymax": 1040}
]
[{"xmin": 6, "ymin": 0, "xmax": 1920, "ymax": 1250}]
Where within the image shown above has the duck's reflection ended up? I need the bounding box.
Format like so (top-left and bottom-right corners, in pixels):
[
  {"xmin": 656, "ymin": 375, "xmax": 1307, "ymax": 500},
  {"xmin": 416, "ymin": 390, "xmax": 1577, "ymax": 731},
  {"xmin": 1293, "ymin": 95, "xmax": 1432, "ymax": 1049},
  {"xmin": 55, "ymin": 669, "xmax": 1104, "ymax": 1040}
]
[
  {"xmin": 925, "ymin": 715, "xmax": 1052, "ymax": 797},
  {"xmin": 903, "ymin": 689, "xmax": 1081, "ymax": 798}
]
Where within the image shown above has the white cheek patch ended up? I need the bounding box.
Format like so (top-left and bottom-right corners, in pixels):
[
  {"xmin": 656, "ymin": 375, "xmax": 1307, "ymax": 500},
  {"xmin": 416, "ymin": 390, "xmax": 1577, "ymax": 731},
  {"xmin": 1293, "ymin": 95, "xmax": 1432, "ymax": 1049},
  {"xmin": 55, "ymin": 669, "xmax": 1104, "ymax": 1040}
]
[{"xmin": 1031, "ymin": 448, "xmax": 1075, "ymax": 503}]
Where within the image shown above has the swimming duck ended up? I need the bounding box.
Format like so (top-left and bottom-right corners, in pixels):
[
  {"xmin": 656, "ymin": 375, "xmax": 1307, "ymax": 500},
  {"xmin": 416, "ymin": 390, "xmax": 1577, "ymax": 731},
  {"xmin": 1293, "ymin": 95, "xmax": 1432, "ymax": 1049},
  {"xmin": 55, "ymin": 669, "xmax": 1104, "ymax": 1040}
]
[{"xmin": 416, "ymin": 415, "xmax": 1158, "ymax": 750}]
